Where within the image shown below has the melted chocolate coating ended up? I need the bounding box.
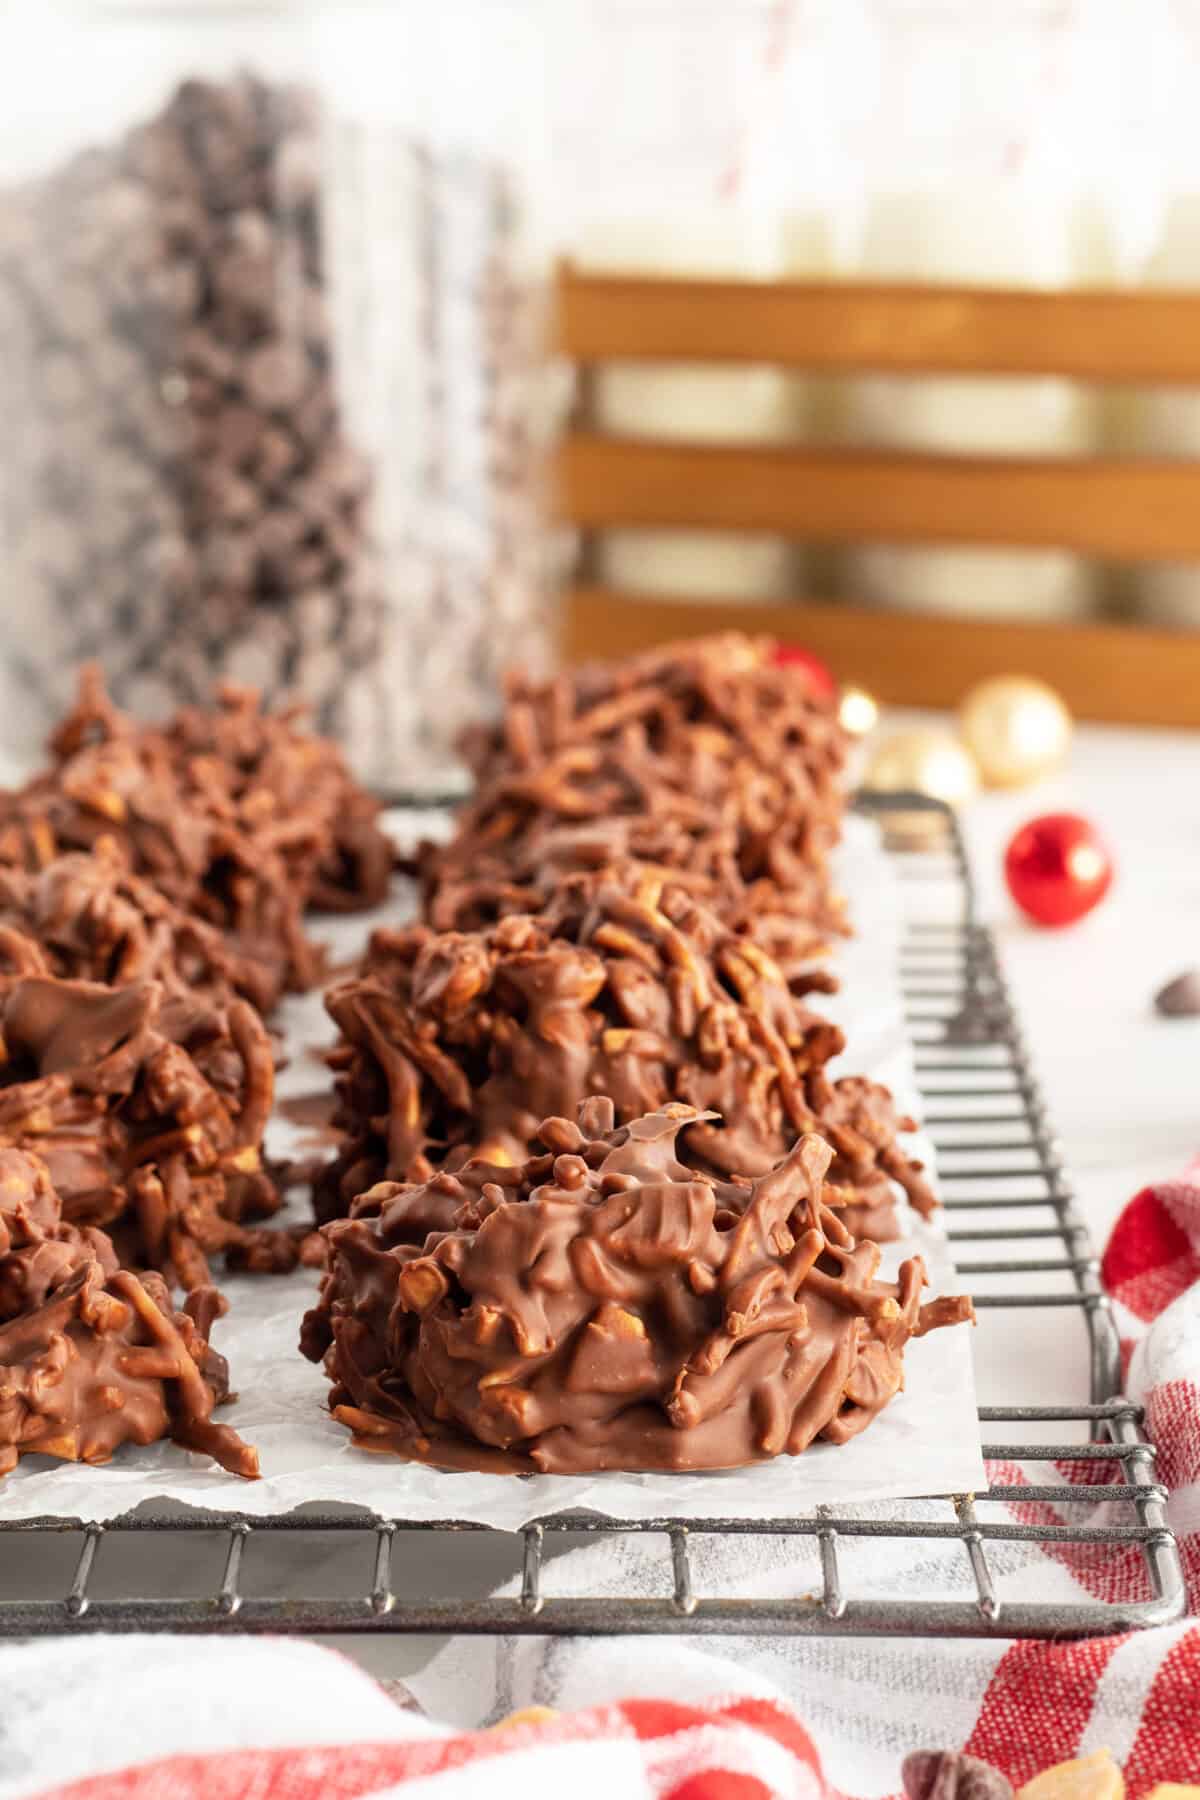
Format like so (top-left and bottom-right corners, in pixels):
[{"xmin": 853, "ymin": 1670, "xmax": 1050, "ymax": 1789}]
[
  {"xmin": 0, "ymin": 843, "xmax": 263, "ymax": 1011},
  {"xmin": 418, "ymin": 634, "xmax": 849, "ymax": 981},
  {"xmin": 316, "ymin": 863, "xmax": 933, "ymax": 1234},
  {"xmin": 0, "ymin": 1147, "xmax": 256, "ymax": 1478},
  {"xmin": 301, "ymin": 1101, "xmax": 972, "ymax": 1474},
  {"xmin": 0, "ymin": 666, "xmax": 393, "ymax": 1009},
  {"xmin": 0, "ymin": 966, "xmax": 289, "ymax": 1289}
]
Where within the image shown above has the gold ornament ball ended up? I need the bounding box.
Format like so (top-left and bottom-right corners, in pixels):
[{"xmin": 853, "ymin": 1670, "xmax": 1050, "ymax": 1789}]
[
  {"xmin": 959, "ymin": 675, "xmax": 1072, "ymax": 789},
  {"xmin": 863, "ymin": 728, "xmax": 980, "ymax": 808},
  {"xmin": 838, "ymin": 684, "xmax": 879, "ymax": 738}
]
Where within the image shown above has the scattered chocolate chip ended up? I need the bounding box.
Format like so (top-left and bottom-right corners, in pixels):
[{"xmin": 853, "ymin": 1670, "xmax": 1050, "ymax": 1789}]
[
  {"xmin": 903, "ymin": 1750, "xmax": 1014, "ymax": 1800},
  {"xmin": 1154, "ymin": 968, "xmax": 1200, "ymax": 1017}
]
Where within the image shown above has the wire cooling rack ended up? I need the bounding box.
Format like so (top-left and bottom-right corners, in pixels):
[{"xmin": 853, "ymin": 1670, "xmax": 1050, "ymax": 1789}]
[{"xmin": 0, "ymin": 792, "xmax": 1184, "ymax": 1639}]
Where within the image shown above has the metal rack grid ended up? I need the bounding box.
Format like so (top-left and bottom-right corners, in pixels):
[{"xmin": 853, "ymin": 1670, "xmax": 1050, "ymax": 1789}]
[{"xmin": 0, "ymin": 793, "xmax": 1184, "ymax": 1640}]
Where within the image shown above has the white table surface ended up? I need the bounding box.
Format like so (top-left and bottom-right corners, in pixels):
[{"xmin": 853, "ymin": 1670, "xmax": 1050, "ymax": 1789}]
[{"xmin": 930, "ymin": 713, "xmax": 1200, "ymax": 1250}]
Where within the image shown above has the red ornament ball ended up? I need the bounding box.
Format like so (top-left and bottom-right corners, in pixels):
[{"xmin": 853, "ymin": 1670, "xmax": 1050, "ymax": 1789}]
[
  {"xmin": 1004, "ymin": 812, "xmax": 1114, "ymax": 928},
  {"xmin": 771, "ymin": 642, "xmax": 836, "ymax": 700}
]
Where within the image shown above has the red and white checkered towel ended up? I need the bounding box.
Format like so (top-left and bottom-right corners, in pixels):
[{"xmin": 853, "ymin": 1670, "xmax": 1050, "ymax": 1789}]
[{"xmin": 7, "ymin": 1171, "xmax": 1200, "ymax": 1800}]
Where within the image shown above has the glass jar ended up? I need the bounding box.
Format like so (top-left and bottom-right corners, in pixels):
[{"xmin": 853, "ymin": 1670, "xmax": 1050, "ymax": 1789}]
[{"xmin": 0, "ymin": 0, "xmax": 550, "ymax": 792}]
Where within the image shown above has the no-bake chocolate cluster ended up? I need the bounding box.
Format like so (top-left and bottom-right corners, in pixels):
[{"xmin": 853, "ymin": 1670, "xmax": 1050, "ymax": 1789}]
[
  {"xmin": 416, "ymin": 634, "xmax": 849, "ymax": 981},
  {"xmin": 0, "ymin": 969, "xmax": 286, "ymax": 1291},
  {"xmin": 318, "ymin": 862, "xmax": 933, "ymax": 1241},
  {"xmin": 0, "ymin": 631, "xmax": 967, "ymax": 1486},
  {"xmin": 307, "ymin": 633, "xmax": 970, "ymax": 1475},
  {"xmin": 302, "ymin": 1100, "xmax": 971, "ymax": 1475},
  {"xmin": 0, "ymin": 667, "xmax": 396, "ymax": 1482},
  {"xmin": 0, "ymin": 1147, "xmax": 256, "ymax": 1478},
  {"xmin": 0, "ymin": 664, "xmax": 396, "ymax": 1299},
  {"xmin": 0, "ymin": 665, "xmax": 393, "ymax": 1008},
  {"xmin": 0, "ymin": 842, "xmax": 259, "ymax": 1010}
]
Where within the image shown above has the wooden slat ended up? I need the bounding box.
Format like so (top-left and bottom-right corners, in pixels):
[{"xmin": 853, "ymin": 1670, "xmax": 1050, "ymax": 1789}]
[
  {"xmin": 559, "ymin": 434, "xmax": 1200, "ymax": 560},
  {"xmin": 564, "ymin": 589, "xmax": 1200, "ymax": 729},
  {"xmin": 559, "ymin": 263, "xmax": 1200, "ymax": 383}
]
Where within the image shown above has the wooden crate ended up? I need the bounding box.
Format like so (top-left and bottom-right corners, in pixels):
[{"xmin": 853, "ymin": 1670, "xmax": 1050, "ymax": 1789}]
[{"xmin": 556, "ymin": 263, "xmax": 1200, "ymax": 725}]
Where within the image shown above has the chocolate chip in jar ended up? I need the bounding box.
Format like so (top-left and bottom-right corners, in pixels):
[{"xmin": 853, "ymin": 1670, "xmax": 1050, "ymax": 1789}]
[{"xmin": 0, "ymin": 71, "xmax": 386, "ymax": 757}]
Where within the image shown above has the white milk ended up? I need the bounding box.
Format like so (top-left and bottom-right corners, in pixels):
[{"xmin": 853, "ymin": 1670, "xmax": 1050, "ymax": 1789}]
[
  {"xmin": 1135, "ymin": 196, "xmax": 1200, "ymax": 628},
  {"xmin": 841, "ymin": 187, "xmax": 1096, "ymax": 622}
]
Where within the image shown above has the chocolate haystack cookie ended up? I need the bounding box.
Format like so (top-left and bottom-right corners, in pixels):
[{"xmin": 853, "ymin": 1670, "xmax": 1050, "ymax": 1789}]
[
  {"xmin": 301, "ymin": 1100, "xmax": 972, "ymax": 1475},
  {"xmin": 317, "ymin": 864, "xmax": 933, "ymax": 1237},
  {"xmin": 0, "ymin": 843, "xmax": 261, "ymax": 1012},
  {"xmin": 416, "ymin": 634, "xmax": 849, "ymax": 979},
  {"xmin": 0, "ymin": 666, "xmax": 393, "ymax": 1009},
  {"xmin": 0, "ymin": 964, "xmax": 289, "ymax": 1289},
  {"xmin": 0, "ymin": 1147, "xmax": 256, "ymax": 1477}
]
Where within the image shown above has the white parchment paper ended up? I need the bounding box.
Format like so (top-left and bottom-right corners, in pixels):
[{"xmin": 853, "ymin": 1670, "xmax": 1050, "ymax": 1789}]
[{"xmin": 0, "ymin": 813, "xmax": 985, "ymax": 1523}]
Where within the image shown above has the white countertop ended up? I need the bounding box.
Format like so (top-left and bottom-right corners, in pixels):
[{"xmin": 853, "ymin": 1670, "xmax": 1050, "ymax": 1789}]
[{"xmin": 935, "ymin": 714, "xmax": 1200, "ymax": 1251}]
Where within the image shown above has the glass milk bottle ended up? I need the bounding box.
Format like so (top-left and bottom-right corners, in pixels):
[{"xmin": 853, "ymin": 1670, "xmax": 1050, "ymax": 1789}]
[
  {"xmin": 841, "ymin": 185, "xmax": 1096, "ymax": 623},
  {"xmin": 826, "ymin": 0, "xmax": 1105, "ymax": 626},
  {"xmin": 557, "ymin": 0, "xmax": 797, "ymax": 606},
  {"xmin": 1135, "ymin": 198, "xmax": 1200, "ymax": 628}
]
